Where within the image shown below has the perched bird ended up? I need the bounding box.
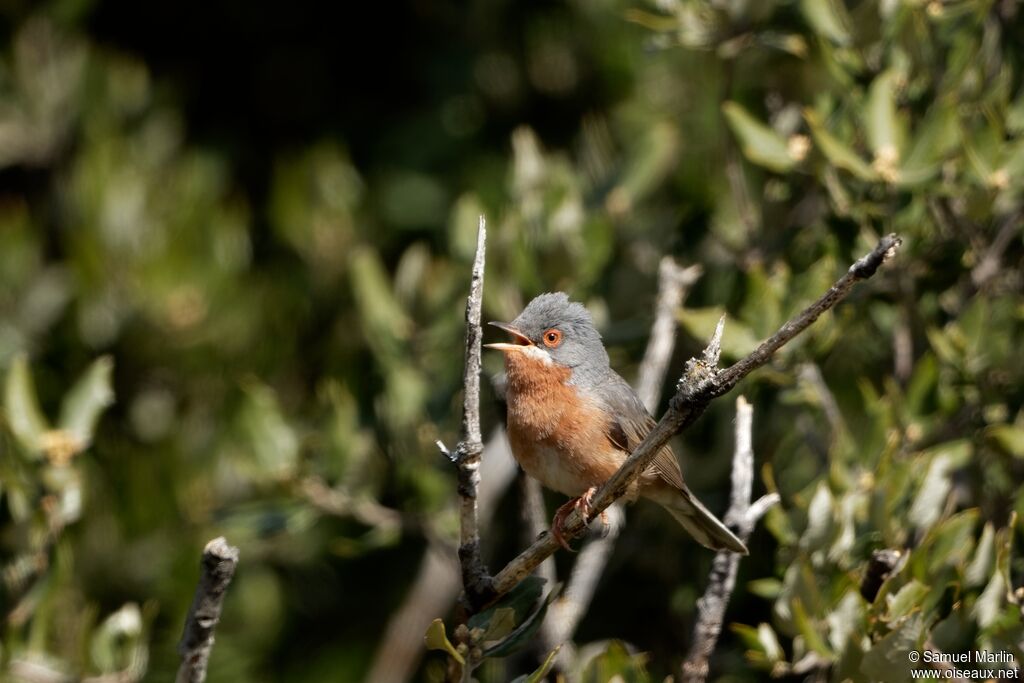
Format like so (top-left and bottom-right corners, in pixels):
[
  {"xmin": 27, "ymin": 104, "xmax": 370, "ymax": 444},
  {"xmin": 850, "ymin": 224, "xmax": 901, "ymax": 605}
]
[{"xmin": 485, "ymin": 292, "xmax": 747, "ymax": 554}]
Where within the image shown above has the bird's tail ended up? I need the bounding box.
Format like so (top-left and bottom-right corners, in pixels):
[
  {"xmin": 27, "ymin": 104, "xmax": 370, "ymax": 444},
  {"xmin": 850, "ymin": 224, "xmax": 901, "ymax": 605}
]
[{"xmin": 651, "ymin": 486, "xmax": 748, "ymax": 554}]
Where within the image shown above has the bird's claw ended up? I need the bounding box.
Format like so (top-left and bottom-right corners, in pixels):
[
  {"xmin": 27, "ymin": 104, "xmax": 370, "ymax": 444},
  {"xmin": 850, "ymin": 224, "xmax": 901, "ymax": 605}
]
[{"xmin": 551, "ymin": 487, "xmax": 599, "ymax": 551}]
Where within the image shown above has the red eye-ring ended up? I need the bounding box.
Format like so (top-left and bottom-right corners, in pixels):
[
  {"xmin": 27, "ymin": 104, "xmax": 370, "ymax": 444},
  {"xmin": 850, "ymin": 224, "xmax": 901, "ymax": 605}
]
[{"xmin": 542, "ymin": 329, "xmax": 562, "ymax": 348}]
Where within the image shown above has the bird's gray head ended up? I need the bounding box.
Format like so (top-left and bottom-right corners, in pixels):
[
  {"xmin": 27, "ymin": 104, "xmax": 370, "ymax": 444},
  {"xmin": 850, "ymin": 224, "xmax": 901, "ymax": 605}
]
[{"xmin": 485, "ymin": 292, "xmax": 610, "ymax": 371}]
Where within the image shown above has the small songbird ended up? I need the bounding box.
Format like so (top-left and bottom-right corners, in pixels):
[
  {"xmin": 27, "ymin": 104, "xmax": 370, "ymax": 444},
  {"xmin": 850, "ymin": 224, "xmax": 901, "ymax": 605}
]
[{"xmin": 485, "ymin": 292, "xmax": 747, "ymax": 554}]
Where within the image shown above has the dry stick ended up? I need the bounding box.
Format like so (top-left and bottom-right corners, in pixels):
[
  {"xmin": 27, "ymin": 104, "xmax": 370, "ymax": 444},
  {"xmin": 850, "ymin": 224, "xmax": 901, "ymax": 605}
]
[
  {"xmin": 520, "ymin": 475, "xmax": 558, "ymax": 586},
  {"xmin": 681, "ymin": 396, "xmax": 780, "ymax": 683},
  {"xmin": 437, "ymin": 216, "xmax": 492, "ymax": 608},
  {"xmin": 298, "ymin": 476, "xmax": 403, "ymax": 530},
  {"xmin": 541, "ymin": 256, "xmax": 700, "ymax": 662},
  {"xmin": 365, "ymin": 432, "xmax": 518, "ymax": 683},
  {"xmin": 488, "ymin": 234, "xmax": 902, "ymax": 599},
  {"xmin": 636, "ymin": 258, "xmax": 703, "ymax": 411},
  {"xmin": 176, "ymin": 537, "xmax": 239, "ymax": 683}
]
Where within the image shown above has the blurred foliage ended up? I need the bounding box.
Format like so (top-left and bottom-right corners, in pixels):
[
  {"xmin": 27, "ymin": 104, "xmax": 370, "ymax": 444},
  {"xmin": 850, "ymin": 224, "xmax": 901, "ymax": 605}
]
[{"xmin": 0, "ymin": 0, "xmax": 1022, "ymax": 682}]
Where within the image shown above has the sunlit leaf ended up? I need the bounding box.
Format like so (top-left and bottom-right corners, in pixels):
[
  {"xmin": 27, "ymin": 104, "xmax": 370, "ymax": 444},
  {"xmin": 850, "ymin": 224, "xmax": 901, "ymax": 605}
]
[
  {"xmin": 722, "ymin": 101, "xmax": 795, "ymax": 173},
  {"xmin": 757, "ymin": 622, "xmax": 784, "ymax": 663},
  {"xmin": 859, "ymin": 613, "xmax": 925, "ymax": 683},
  {"xmin": 792, "ymin": 598, "xmax": 833, "ymax": 658},
  {"xmin": 865, "ymin": 70, "xmax": 901, "ymax": 160},
  {"xmin": 580, "ymin": 640, "xmax": 651, "ymax": 682},
  {"xmin": 805, "ymin": 110, "xmax": 878, "ymax": 180},
  {"xmin": 908, "ymin": 450, "xmax": 956, "ymax": 530},
  {"xmin": 510, "ymin": 645, "xmax": 561, "ymax": 683},
  {"xmin": 885, "ymin": 580, "xmax": 929, "ymax": 623},
  {"xmin": 987, "ymin": 424, "xmax": 1024, "ymax": 459},
  {"xmin": 58, "ymin": 355, "xmax": 114, "ymax": 447},
  {"xmin": 801, "ymin": 482, "xmax": 835, "ymax": 551},
  {"xmin": 423, "ymin": 618, "xmax": 464, "ymax": 665},
  {"xmin": 236, "ymin": 381, "xmax": 299, "ymax": 479},
  {"xmin": 4, "ymin": 354, "xmax": 49, "ymax": 456},
  {"xmin": 800, "ymin": 0, "xmax": 851, "ymax": 45},
  {"xmin": 965, "ymin": 523, "xmax": 995, "ymax": 587}
]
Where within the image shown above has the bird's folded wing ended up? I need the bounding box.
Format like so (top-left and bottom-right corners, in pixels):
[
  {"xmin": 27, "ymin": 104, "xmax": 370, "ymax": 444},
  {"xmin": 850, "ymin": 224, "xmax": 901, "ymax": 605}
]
[{"xmin": 599, "ymin": 372, "xmax": 687, "ymax": 491}]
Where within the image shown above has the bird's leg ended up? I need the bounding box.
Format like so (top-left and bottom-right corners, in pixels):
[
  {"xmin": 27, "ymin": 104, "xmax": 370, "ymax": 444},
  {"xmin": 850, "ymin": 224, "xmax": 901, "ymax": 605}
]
[{"xmin": 551, "ymin": 486, "xmax": 598, "ymax": 551}]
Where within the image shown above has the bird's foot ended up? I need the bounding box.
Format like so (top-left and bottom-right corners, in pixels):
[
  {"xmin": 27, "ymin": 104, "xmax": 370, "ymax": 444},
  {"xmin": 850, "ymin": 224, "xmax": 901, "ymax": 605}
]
[{"xmin": 551, "ymin": 487, "xmax": 598, "ymax": 551}]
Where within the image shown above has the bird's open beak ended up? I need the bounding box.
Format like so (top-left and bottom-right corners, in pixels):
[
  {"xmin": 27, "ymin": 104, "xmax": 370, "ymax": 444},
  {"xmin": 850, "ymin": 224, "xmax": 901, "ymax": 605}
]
[{"xmin": 484, "ymin": 322, "xmax": 532, "ymax": 352}]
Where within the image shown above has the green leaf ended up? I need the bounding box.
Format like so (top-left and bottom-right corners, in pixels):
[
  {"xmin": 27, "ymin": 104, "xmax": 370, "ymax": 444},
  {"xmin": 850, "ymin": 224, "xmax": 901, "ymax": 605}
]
[
  {"xmin": 865, "ymin": 70, "xmax": 901, "ymax": 159},
  {"xmin": 236, "ymin": 381, "xmax": 299, "ymax": 478},
  {"xmin": 423, "ymin": 618, "xmax": 464, "ymax": 665},
  {"xmin": 481, "ymin": 607, "xmax": 516, "ymax": 642},
  {"xmin": 58, "ymin": 355, "xmax": 115, "ymax": 447},
  {"xmin": 757, "ymin": 622, "xmax": 785, "ymax": 663},
  {"xmin": 987, "ymin": 424, "xmax": 1024, "ymax": 459},
  {"xmin": 920, "ymin": 509, "xmax": 978, "ymax": 576},
  {"xmin": 792, "ymin": 598, "xmax": 833, "ymax": 658},
  {"xmin": 722, "ymin": 101, "xmax": 795, "ymax": 173},
  {"xmin": 748, "ymin": 577, "xmax": 783, "ymax": 599},
  {"xmin": 965, "ymin": 522, "xmax": 995, "ymax": 587},
  {"xmin": 4, "ymin": 354, "xmax": 49, "ymax": 456},
  {"xmin": 468, "ymin": 575, "xmax": 545, "ymax": 632},
  {"xmin": 908, "ymin": 451, "xmax": 955, "ymax": 530},
  {"xmin": 826, "ymin": 592, "xmax": 866, "ymax": 652},
  {"xmin": 482, "ymin": 584, "xmax": 558, "ymax": 658},
  {"xmin": 885, "ymin": 580, "xmax": 929, "ymax": 623},
  {"xmin": 859, "ymin": 613, "xmax": 925, "ymax": 683},
  {"xmin": 800, "ymin": 0, "xmax": 851, "ymax": 45},
  {"xmin": 580, "ymin": 640, "xmax": 651, "ymax": 682},
  {"xmin": 899, "ymin": 106, "xmax": 960, "ymax": 186},
  {"xmin": 510, "ymin": 645, "xmax": 561, "ymax": 683},
  {"xmin": 805, "ymin": 110, "xmax": 878, "ymax": 180},
  {"xmin": 90, "ymin": 603, "xmax": 143, "ymax": 674},
  {"xmin": 972, "ymin": 568, "xmax": 1005, "ymax": 629},
  {"xmin": 801, "ymin": 482, "xmax": 835, "ymax": 551}
]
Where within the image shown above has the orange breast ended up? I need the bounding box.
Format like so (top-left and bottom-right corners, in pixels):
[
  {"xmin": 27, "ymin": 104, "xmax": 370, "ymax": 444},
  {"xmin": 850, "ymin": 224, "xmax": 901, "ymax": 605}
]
[{"xmin": 503, "ymin": 350, "xmax": 624, "ymax": 497}]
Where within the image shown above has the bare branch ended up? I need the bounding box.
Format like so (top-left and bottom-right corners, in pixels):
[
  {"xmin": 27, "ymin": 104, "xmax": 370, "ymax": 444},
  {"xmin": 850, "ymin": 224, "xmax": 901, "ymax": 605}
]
[
  {"xmin": 488, "ymin": 234, "xmax": 901, "ymax": 599},
  {"xmin": 452, "ymin": 216, "xmax": 492, "ymax": 608},
  {"xmin": 298, "ymin": 476, "xmax": 403, "ymax": 530},
  {"xmin": 636, "ymin": 258, "xmax": 703, "ymax": 412},
  {"xmin": 746, "ymin": 493, "xmax": 781, "ymax": 527},
  {"xmin": 681, "ymin": 396, "xmax": 778, "ymax": 683},
  {"xmin": 520, "ymin": 474, "xmax": 557, "ymax": 586},
  {"xmin": 366, "ymin": 432, "xmax": 518, "ymax": 683},
  {"xmin": 971, "ymin": 212, "xmax": 1020, "ymax": 289},
  {"xmin": 176, "ymin": 537, "xmax": 239, "ymax": 683},
  {"xmin": 798, "ymin": 363, "xmax": 845, "ymax": 437}
]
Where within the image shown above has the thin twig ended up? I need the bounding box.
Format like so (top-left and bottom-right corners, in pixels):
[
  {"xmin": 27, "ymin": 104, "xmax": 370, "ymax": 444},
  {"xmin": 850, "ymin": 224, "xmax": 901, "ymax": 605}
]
[
  {"xmin": 298, "ymin": 476, "xmax": 403, "ymax": 530},
  {"xmin": 681, "ymin": 397, "xmax": 780, "ymax": 682},
  {"xmin": 971, "ymin": 211, "xmax": 1020, "ymax": 289},
  {"xmin": 441, "ymin": 216, "xmax": 492, "ymax": 608},
  {"xmin": 487, "ymin": 234, "xmax": 901, "ymax": 599},
  {"xmin": 798, "ymin": 363, "xmax": 845, "ymax": 437},
  {"xmin": 176, "ymin": 537, "xmax": 239, "ymax": 683},
  {"xmin": 636, "ymin": 258, "xmax": 703, "ymax": 412},
  {"xmin": 365, "ymin": 432, "xmax": 518, "ymax": 683},
  {"xmin": 520, "ymin": 474, "xmax": 557, "ymax": 586}
]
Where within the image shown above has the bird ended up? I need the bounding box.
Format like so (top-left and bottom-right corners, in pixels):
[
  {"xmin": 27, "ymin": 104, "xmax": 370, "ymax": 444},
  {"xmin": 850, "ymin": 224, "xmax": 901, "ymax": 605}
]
[{"xmin": 485, "ymin": 292, "xmax": 747, "ymax": 554}]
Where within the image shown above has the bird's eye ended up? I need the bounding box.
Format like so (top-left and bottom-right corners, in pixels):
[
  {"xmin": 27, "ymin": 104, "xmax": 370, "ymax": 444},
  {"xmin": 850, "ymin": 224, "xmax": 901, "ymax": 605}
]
[{"xmin": 542, "ymin": 329, "xmax": 562, "ymax": 348}]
